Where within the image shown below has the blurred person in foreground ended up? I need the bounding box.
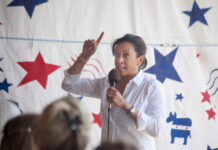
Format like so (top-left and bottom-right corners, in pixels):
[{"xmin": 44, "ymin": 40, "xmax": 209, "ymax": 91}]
[
  {"xmin": 33, "ymin": 96, "xmax": 92, "ymax": 150},
  {"xmin": 95, "ymin": 142, "xmax": 138, "ymax": 150},
  {"xmin": 0, "ymin": 99, "xmax": 23, "ymax": 145},
  {"xmin": 0, "ymin": 114, "xmax": 38, "ymax": 150}
]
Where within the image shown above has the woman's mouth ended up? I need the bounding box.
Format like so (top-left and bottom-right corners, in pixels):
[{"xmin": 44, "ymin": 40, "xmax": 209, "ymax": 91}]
[{"xmin": 116, "ymin": 66, "xmax": 126, "ymax": 72}]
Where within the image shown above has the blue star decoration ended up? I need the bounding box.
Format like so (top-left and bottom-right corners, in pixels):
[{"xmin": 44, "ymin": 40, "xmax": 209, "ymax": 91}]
[
  {"xmin": 182, "ymin": 1, "xmax": 211, "ymax": 27},
  {"xmin": 207, "ymin": 145, "xmax": 218, "ymax": 150},
  {"xmin": 0, "ymin": 78, "xmax": 13, "ymax": 93},
  {"xmin": 8, "ymin": 0, "xmax": 48, "ymax": 18},
  {"xmin": 0, "ymin": 58, "xmax": 3, "ymax": 72},
  {"xmin": 145, "ymin": 48, "xmax": 182, "ymax": 83},
  {"xmin": 176, "ymin": 93, "xmax": 184, "ymax": 101}
]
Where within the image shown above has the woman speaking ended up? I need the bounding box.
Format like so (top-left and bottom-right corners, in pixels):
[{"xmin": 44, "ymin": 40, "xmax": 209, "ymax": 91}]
[{"xmin": 62, "ymin": 32, "xmax": 165, "ymax": 150}]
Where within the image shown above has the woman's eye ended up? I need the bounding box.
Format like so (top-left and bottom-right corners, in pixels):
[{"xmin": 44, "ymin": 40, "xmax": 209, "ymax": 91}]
[
  {"xmin": 123, "ymin": 53, "xmax": 129, "ymax": 58},
  {"xmin": 114, "ymin": 52, "xmax": 120, "ymax": 57}
]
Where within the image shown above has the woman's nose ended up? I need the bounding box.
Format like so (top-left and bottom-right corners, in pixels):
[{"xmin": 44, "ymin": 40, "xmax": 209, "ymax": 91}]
[{"xmin": 118, "ymin": 56, "xmax": 124, "ymax": 63}]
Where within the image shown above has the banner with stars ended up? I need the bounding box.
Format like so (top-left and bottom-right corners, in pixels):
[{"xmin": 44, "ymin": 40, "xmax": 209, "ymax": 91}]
[{"xmin": 0, "ymin": 0, "xmax": 218, "ymax": 149}]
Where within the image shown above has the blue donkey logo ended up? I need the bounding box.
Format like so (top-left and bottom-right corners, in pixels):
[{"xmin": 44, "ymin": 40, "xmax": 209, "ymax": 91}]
[{"xmin": 166, "ymin": 112, "xmax": 192, "ymax": 145}]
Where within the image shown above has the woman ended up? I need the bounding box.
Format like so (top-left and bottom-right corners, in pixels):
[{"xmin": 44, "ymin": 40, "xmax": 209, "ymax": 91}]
[
  {"xmin": 62, "ymin": 32, "xmax": 165, "ymax": 150},
  {"xmin": 33, "ymin": 96, "xmax": 92, "ymax": 150}
]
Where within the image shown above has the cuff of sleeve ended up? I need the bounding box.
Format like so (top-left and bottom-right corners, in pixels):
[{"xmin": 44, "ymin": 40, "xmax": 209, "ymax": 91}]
[
  {"xmin": 136, "ymin": 111, "xmax": 149, "ymax": 131},
  {"xmin": 63, "ymin": 69, "xmax": 81, "ymax": 84}
]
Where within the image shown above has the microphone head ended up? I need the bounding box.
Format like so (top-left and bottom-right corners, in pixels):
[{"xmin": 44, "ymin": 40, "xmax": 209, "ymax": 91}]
[{"xmin": 108, "ymin": 69, "xmax": 121, "ymax": 87}]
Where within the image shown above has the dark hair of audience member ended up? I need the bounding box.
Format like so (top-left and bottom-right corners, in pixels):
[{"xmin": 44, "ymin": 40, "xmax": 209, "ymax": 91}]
[
  {"xmin": 33, "ymin": 96, "xmax": 92, "ymax": 150},
  {"xmin": 95, "ymin": 142, "xmax": 138, "ymax": 150},
  {"xmin": 0, "ymin": 114, "xmax": 38, "ymax": 150}
]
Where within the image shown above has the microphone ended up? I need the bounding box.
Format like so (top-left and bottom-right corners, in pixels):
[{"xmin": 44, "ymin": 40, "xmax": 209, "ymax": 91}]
[
  {"xmin": 108, "ymin": 68, "xmax": 121, "ymax": 108},
  {"xmin": 107, "ymin": 69, "xmax": 121, "ymax": 142}
]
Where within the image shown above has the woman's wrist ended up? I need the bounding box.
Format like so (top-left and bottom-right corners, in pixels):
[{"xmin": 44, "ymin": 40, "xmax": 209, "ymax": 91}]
[
  {"xmin": 67, "ymin": 54, "xmax": 88, "ymax": 74},
  {"xmin": 78, "ymin": 55, "xmax": 89, "ymax": 63},
  {"xmin": 122, "ymin": 101, "xmax": 131, "ymax": 112}
]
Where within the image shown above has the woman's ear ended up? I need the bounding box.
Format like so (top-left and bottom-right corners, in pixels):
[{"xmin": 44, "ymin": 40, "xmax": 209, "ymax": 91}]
[{"xmin": 138, "ymin": 55, "xmax": 144, "ymax": 65}]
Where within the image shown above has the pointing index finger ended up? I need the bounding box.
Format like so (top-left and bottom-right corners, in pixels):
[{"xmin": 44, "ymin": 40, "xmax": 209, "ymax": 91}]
[{"xmin": 96, "ymin": 32, "xmax": 104, "ymax": 45}]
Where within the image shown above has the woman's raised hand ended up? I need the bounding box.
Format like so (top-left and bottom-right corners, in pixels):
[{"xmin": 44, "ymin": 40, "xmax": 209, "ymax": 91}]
[
  {"xmin": 81, "ymin": 32, "xmax": 104, "ymax": 60},
  {"xmin": 67, "ymin": 32, "xmax": 104, "ymax": 74}
]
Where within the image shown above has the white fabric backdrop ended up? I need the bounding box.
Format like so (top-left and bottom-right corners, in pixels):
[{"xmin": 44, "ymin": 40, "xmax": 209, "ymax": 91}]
[{"xmin": 0, "ymin": 0, "xmax": 218, "ymax": 149}]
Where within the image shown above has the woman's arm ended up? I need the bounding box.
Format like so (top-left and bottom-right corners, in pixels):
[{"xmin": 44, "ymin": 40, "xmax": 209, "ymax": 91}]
[
  {"xmin": 136, "ymin": 83, "xmax": 165, "ymax": 137},
  {"xmin": 62, "ymin": 32, "xmax": 104, "ymax": 98},
  {"xmin": 62, "ymin": 71, "xmax": 104, "ymax": 98}
]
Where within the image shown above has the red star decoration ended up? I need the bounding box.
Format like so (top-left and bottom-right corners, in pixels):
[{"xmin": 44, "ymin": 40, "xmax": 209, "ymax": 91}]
[
  {"xmin": 201, "ymin": 90, "xmax": 211, "ymax": 104},
  {"xmin": 206, "ymin": 108, "xmax": 216, "ymax": 120},
  {"xmin": 17, "ymin": 52, "xmax": 60, "ymax": 89},
  {"xmin": 92, "ymin": 113, "xmax": 102, "ymax": 128},
  {"xmin": 196, "ymin": 53, "xmax": 200, "ymax": 58}
]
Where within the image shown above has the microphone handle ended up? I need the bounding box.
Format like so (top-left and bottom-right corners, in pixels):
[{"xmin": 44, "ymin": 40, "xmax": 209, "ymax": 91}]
[
  {"xmin": 107, "ymin": 80, "xmax": 116, "ymax": 142},
  {"xmin": 109, "ymin": 80, "xmax": 116, "ymax": 109},
  {"xmin": 109, "ymin": 102, "xmax": 112, "ymax": 109}
]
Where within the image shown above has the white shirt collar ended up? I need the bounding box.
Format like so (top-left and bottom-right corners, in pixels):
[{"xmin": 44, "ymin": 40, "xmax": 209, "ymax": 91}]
[{"xmin": 131, "ymin": 70, "xmax": 145, "ymax": 86}]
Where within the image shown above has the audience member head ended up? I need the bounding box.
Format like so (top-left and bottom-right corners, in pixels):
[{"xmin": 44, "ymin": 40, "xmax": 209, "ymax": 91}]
[
  {"xmin": 33, "ymin": 96, "xmax": 92, "ymax": 150},
  {"xmin": 95, "ymin": 142, "xmax": 138, "ymax": 150},
  {"xmin": 0, "ymin": 114, "xmax": 38, "ymax": 150},
  {"xmin": 0, "ymin": 99, "xmax": 23, "ymax": 143}
]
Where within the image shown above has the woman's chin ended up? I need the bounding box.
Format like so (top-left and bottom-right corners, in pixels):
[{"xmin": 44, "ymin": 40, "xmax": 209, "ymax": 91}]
[
  {"xmin": 116, "ymin": 69, "xmax": 128, "ymax": 77},
  {"xmin": 119, "ymin": 72, "xmax": 126, "ymax": 77}
]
